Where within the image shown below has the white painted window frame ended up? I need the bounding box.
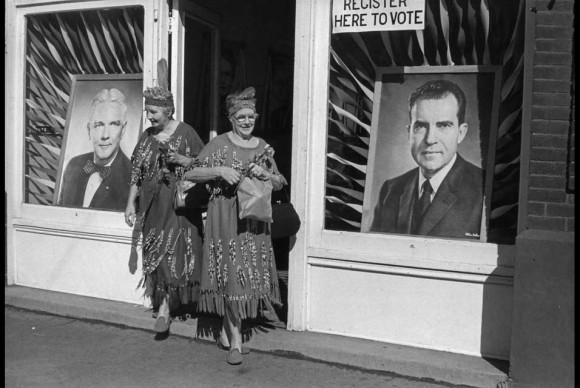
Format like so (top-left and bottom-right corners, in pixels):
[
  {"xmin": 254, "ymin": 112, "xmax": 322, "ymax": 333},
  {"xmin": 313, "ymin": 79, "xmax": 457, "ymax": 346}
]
[
  {"xmin": 288, "ymin": 0, "xmax": 516, "ymax": 330},
  {"xmin": 5, "ymin": 0, "xmax": 167, "ymax": 285},
  {"xmin": 170, "ymin": 0, "xmax": 221, "ymax": 140}
]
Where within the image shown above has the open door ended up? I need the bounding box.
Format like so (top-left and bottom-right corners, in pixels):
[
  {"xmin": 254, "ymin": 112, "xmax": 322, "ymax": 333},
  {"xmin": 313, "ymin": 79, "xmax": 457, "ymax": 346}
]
[
  {"xmin": 169, "ymin": 0, "xmax": 296, "ymax": 326},
  {"xmin": 171, "ymin": 0, "xmax": 220, "ymax": 144}
]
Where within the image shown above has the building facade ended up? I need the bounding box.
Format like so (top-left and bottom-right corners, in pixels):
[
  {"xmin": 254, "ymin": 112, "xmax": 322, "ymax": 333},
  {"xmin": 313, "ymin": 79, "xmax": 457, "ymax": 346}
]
[{"xmin": 5, "ymin": 1, "xmax": 574, "ymax": 387}]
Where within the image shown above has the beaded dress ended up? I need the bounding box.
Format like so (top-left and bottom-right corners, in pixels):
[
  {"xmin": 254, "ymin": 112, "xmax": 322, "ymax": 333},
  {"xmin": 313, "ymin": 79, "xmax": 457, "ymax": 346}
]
[
  {"xmin": 130, "ymin": 122, "xmax": 204, "ymax": 311},
  {"xmin": 196, "ymin": 133, "xmax": 281, "ymax": 319}
]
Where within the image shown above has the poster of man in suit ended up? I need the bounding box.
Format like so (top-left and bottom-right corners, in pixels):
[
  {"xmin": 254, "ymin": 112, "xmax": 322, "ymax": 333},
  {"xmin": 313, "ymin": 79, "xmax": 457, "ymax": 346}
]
[
  {"xmin": 54, "ymin": 74, "xmax": 143, "ymax": 212},
  {"xmin": 361, "ymin": 67, "xmax": 501, "ymax": 241}
]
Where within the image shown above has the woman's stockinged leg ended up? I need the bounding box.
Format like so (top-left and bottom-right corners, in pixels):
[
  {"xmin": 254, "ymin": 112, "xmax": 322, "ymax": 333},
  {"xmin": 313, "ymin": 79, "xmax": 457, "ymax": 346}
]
[
  {"xmin": 219, "ymin": 319, "xmax": 230, "ymax": 348},
  {"xmin": 224, "ymin": 304, "xmax": 242, "ymax": 351},
  {"xmin": 219, "ymin": 312, "xmax": 250, "ymax": 355},
  {"xmin": 224, "ymin": 303, "xmax": 243, "ymax": 365},
  {"xmin": 153, "ymin": 294, "xmax": 171, "ymax": 333},
  {"xmin": 158, "ymin": 295, "xmax": 170, "ymax": 318}
]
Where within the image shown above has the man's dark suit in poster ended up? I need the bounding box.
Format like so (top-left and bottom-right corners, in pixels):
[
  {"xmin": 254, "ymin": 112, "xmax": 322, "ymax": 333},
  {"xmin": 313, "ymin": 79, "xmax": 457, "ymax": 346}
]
[
  {"xmin": 370, "ymin": 155, "xmax": 483, "ymax": 239},
  {"xmin": 58, "ymin": 151, "xmax": 132, "ymax": 211}
]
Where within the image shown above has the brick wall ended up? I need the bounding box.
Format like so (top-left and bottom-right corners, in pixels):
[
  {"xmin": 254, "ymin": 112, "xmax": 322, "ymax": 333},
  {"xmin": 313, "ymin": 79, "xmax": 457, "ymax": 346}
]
[{"xmin": 527, "ymin": 0, "xmax": 575, "ymax": 232}]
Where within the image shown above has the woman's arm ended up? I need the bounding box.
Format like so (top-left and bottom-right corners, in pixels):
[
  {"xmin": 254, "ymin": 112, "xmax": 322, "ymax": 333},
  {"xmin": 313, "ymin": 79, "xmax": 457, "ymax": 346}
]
[
  {"xmin": 167, "ymin": 150, "xmax": 194, "ymax": 168},
  {"xmin": 184, "ymin": 166, "xmax": 242, "ymax": 186},
  {"xmin": 124, "ymin": 184, "xmax": 140, "ymax": 227},
  {"xmin": 270, "ymin": 173, "xmax": 287, "ymax": 191},
  {"xmin": 248, "ymin": 163, "xmax": 287, "ymax": 191}
]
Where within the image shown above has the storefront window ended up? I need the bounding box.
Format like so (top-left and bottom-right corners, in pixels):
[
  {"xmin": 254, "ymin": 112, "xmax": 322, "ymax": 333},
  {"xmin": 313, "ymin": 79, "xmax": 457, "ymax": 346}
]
[
  {"xmin": 325, "ymin": 0, "xmax": 525, "ymax": 244},
  {"xmin": 24, "ymin": 7, "xmax": 144, "ymax": 211}
]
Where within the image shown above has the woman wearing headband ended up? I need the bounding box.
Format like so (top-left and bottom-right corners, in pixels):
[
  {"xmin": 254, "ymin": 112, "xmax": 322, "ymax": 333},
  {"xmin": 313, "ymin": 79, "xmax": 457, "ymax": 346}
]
[
  {"xmin": 124, "ymin": 86, "xmax": 205, "ymax": 335},
  {"xmin": 184, "ymin": 87, "xmax": 287, "ymax": 365}
]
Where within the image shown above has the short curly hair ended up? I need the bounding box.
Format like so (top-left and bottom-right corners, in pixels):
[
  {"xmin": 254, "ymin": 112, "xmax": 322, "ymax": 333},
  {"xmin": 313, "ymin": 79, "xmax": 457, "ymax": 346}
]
[
  {"xmin": 143, "ymin": 86, "xmax": 172, "ymax": 100},
  {"xmin": 226, "ymin": 87, "xmax": 257, "ymax": 118},
  {"xmin": 143, "ymin": 86, "xmax": 174, "ymax": 116}
]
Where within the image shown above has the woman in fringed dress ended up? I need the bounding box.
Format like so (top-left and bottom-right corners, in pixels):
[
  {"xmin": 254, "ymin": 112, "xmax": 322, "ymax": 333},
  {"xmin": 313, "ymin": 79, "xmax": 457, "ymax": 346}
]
[
  {"xmin": 185, "ymin": 87, "xmax": 286, "ymax": 365},
  {"xmin": 124, "ymin": 86, "xmax": 204, "ymax": 334}
]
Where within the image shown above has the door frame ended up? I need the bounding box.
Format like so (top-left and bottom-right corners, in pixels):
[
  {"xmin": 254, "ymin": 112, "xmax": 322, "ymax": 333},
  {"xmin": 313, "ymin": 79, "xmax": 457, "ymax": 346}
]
[{"xmin": 170, "ymin": 0, "xmax": 221, "ymax": 140}]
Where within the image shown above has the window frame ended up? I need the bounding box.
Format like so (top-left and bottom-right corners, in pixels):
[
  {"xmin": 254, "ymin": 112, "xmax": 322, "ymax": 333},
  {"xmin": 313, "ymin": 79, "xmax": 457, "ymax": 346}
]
[
  {"xmin": 7, "ymin": 0, "xmax": 159, "ymax": 233},
  {"xmin": 295, "ymin": 0, "xmax": 516, "ymax": 279}
]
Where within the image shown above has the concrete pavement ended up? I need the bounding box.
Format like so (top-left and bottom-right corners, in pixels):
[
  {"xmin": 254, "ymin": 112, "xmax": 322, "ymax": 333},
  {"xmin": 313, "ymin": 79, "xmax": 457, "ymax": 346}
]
[
  {"xmin": 5, "ymin": 307, "xmax": 460, "ymax": 388},
  {"xmin": 5, "ymin": 285, "xmax": 510, "ymax": 387}
]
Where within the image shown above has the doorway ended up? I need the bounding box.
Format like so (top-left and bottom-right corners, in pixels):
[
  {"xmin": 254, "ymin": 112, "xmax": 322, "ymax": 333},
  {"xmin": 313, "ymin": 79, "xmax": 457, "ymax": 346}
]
[{"xmin": 175, "ymin": 0, "xmax": 296, "ymax": 323}]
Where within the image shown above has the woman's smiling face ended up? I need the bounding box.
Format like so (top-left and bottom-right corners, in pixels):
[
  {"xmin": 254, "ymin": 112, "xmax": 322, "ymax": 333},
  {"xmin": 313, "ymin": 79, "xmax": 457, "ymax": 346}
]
[
  {"xmin": 230, "ymin": 108, "xmax": 257, "ymax": 139},
  {"xmin": 145, "ymin": 105, "xmax": 171, "ymax": 129}
]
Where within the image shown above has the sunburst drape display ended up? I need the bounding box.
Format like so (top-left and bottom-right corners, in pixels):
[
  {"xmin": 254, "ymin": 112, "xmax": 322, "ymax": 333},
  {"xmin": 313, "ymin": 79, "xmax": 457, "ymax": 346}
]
[
  {"xmin": 326, "ymin": 0, "xmax": 525, "ymax": 244},
  {"xmin": 24, "ymin": 7, "xmax": 144, "ymax": 205}
]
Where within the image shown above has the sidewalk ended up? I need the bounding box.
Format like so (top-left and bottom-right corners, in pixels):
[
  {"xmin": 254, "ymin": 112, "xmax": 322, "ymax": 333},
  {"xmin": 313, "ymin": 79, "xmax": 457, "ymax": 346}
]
[
  {"xmin": 5, "ymin": 285, "xmax": 509, "ymax": 388},
  {"xmin": 6, "ymin": 306, "xmax": 455, "ymax": 388}
]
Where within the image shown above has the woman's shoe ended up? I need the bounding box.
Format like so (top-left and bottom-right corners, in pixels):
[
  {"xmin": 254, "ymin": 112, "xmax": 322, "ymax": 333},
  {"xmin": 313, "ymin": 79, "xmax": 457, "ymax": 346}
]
[
  {"xmin": 227, "ymin": 349, "xmax": 243, "ymax": 365},
  {"xmin": 217, "ymin": 340, "xmax": 250, "ymax": 355},
  {"xmin": 154, "ymin": 315, "xmax": 171, "ymax": 333}
]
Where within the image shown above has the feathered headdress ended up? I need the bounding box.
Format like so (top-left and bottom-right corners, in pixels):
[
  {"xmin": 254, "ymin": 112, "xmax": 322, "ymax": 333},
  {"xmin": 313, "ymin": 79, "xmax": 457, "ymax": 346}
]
[{"xmin": 226, "ymin": 87, "xmax": 257, "ymax": 117}]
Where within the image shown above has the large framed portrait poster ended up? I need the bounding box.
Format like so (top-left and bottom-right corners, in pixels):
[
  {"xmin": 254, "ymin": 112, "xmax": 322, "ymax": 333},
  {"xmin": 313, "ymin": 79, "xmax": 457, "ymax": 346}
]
[
  {"xmin": 53, "ymin": 74, "xmax": 143, "ymax": 212},
  {"xmin": 361, "ymin": 66, "xmax": 501, "ymax": 242}
]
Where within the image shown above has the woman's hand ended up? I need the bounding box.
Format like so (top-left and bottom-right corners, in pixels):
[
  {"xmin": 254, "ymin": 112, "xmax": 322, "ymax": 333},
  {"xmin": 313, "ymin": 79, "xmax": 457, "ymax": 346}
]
[
  {"xmin": 167, "ymin": 150, "xmax": 190, "ymax": 167},
  {"xmin": 250, "ymin": 163, "xmax": 287, "ymax": 190},
  {"xmin": 248, "ymin": 163, "xmax": 272, "ymax": 181},
  {"xmin": 124, "ymin": 203, "xmax": 137, "ymax": 227},
  {"xmin": 219, "ymin": 166, "xmax": 242, "ymax": 185}
]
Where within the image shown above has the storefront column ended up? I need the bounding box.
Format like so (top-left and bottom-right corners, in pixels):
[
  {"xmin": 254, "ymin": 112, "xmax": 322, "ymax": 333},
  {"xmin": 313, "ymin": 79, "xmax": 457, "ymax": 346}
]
[{"xmin": 509, "ymin": 230, "xmax": 574, "ymax": 388}]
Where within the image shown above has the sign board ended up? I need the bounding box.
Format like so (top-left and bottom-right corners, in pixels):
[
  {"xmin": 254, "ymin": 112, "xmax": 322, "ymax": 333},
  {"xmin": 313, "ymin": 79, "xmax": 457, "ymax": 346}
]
[{"xmin": 332, "ymin": 0, "xmax": 425, "ymax": 34}]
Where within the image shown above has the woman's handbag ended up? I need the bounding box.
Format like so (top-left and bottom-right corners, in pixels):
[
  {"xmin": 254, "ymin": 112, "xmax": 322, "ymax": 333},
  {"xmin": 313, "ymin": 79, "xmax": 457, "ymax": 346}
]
[
  {"xmin": 174, "ymin": 180, "xmax": 208, "ymax": 211},
  {"xmin": 236, "ymin": 177, "xmax": 273, "ymax": 222},
  {"xmin": 174, "ymin": 180, "xmax": 195, "ymax": 211},
  {"xmin": 271, "ymin": 188, "xmax": 301, "ymax": 239}
]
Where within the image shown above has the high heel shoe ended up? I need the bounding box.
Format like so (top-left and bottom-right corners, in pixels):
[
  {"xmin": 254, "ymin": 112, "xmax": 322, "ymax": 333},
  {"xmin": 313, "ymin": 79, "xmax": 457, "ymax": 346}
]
[
  {"xmin": 227, "ymin": 349, "xmax": 243, "ymax": 365},
  {"xmin": 217, "ymin": 340, "xmax": 250, "ymax": 355},
  {"xmin": 154, "ymin": 315, "xmax": 171, "ymax": 333}
]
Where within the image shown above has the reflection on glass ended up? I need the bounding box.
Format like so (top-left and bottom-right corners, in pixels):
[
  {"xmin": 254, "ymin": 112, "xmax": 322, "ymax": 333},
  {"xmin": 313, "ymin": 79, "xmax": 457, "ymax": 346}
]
[
  {"xmin": 324, "ymin": 0, "xmax": 525, "ymax": 244},
  {"xmin": 24, "ymin": 8, "xmax": 144, "ymax": 206}
]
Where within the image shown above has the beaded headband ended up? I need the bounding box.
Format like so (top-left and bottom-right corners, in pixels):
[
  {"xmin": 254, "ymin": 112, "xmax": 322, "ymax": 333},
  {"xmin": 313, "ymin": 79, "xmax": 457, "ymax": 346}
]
[
  {"xmin": 144, "ymin": 97, "xmax": 174, "ymax": 108},
  {"xmin": 227, "ymin": 87, "xmax": 256, "ymax": 117}
]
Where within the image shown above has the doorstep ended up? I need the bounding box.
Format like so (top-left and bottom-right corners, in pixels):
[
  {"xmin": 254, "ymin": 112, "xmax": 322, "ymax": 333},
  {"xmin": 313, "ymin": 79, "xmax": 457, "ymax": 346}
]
[{"xmin": 5, "ymin": 285, "xmax": 508, "ymax": 388}]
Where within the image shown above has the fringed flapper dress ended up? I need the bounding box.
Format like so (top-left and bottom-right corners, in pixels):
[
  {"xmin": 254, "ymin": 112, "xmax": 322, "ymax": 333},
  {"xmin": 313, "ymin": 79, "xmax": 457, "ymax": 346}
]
[
  {"xmin": 196, "ymin": 133, "xmax": 281, "ymax": 319},
  {"xmin": 130, "ymin": 122, "xmax": 204, "ymax": 312}
]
